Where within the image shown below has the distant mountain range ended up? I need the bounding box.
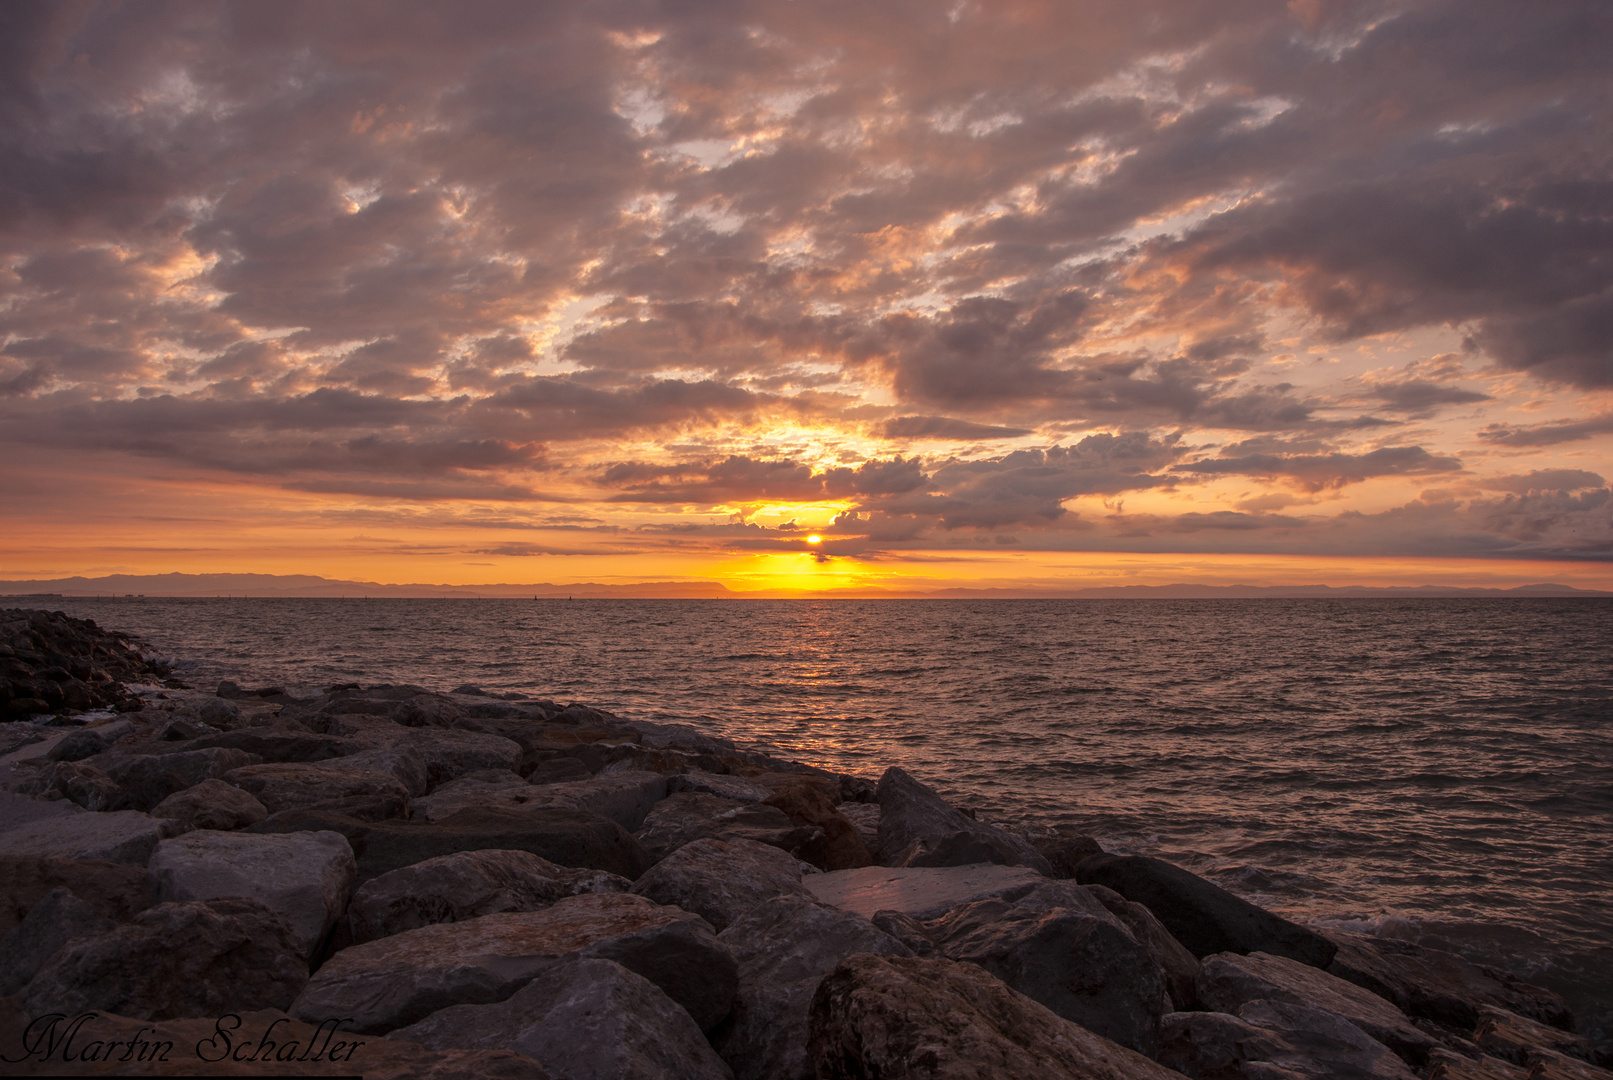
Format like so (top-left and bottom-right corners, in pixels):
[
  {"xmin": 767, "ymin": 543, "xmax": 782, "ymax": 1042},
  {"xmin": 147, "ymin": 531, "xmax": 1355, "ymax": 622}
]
[{"xmin": 2, "ymin": 572, "xmax": 1609, "ymax": 599}]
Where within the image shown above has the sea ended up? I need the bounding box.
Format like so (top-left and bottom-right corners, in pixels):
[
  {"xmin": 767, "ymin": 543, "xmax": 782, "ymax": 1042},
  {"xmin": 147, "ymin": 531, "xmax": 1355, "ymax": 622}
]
[{"xmin": 30, "ymin": 596, "xmax": 1613, "ymax": 1043}]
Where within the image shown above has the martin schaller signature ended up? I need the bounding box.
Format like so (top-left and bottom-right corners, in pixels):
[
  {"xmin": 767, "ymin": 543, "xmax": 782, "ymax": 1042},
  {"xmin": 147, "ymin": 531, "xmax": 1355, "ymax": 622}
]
[{"xmin": 2, "ymin": 1011, "xmax": 366, "ymax": 1066}]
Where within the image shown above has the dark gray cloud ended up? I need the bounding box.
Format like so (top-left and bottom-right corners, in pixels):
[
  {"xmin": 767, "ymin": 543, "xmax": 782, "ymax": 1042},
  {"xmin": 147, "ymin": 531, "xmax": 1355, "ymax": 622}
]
[{"xmin": 1172, "ymin": 446, "xmax": 1463, "ymax": 491}]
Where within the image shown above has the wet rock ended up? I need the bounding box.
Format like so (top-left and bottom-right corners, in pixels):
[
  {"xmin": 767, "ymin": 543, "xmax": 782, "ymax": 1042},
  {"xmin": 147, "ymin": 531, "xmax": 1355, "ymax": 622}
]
[
  {"xmin": 635, "ymin": 792, "xmax": 822, "ymax": 862},
  {"xmin": 668, "ymin": 770, "xmax": 774, "ymax": 803},
  {"xmin": 1085, "ymin": 882, "xmax": 1200, "ymax": 1010},
  {"xmin": 0, "ymin": 809, "xmax": 170, "ymax": 864},
  {"xmin": 763, "ymin": 783, "xmax": 873, "ymax": 871},
  {"xmin": 348, "ymin": 849, "xmax": 631, "ymax": 944},
  {"xmin": 923, "ymin": 889, "xmax": 1166, "ymax": 1055},
  {"xmin": 292, "ymin": 892, "xmax": 737, "ymax": 1034},
  {"xmin": 807, "ymin": 953, "xmax": 1185, "ymax": 1080},
  {"xmin": 631, "ymin": 836, "xmax": 815, "ymax": 932},
  {"xmin": 0, "ymin": 888, "xmax": 117, "ymax": 995},
  {"xmin": 1158, "ymin": 1001, "xmax": 1417, "ymax": 1080},
  {"xmin": 1198, "ymin": 950, "xmax": 1439, "ymax": 1066},
  {"xmin": 149, "ymin": 777, "xmax": 269, "ymax": 830},
  {"xmin": 354, "ymin": 806, "xmax": 653, "ymax": 883},
  {"xmin": 804, "ymin": 862, "xmax": 1048, "ymax": 920},
  {"xmin": 20, "ymin": 760, "xmax": 126, "ymax": 811},
  {"xmin": 390, "ymin": 955, "xmax": 732, "ymax": 1080},
  {"xmin": 713, "ymin": 895, "xmax": 910, "ymax": 1080},
  {"xmin": 147, "ymin": 830, "xmax": 356, "ymax": 960},
  {"xmin": 874, "ymin": 766, "xmax": 1053, "ymax": 874},
  {"xmin": 223, "ymin": 761, "xmax": 413, "ymax": 815},
  {"xmin": 107, "ymin": 747, "xmax": 261, "ymax": 811},
  {"xmin": 1324, "ymin": 928, "xmax": 1575, "ymax": 1033},
  {"xmin": 19, "ymin": 897, "xmax": 309, "ymax": 1020},
  {"xmin": 1474, "ymin": 1005, "xmax": 1599, "ymax": 1067},
  {"xmin": 1075, "ymin": 853, "xmax": 1337, "ymax": 968},
  {"xmin": 0, "ymin": 855, "xmax": 149, "ymax": 934}
]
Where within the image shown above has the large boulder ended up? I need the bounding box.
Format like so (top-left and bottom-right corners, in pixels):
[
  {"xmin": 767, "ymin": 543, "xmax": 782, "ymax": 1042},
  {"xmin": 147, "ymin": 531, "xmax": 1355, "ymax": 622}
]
[
  {"xmin": 874, "ymin": 767, "xmax": 1053, "ymax": 874},
  {"xmin": 807, "ymin": 953, "xmax": 1187, "ymax": 1080},
  {"xmin": 395, "ymin": 728, "xmax": 522, "ymax": 786},
  {"xmin": 0, "ymin": 888, "xmax": 116, "ymax": 995},
  {"xmin": 762, "ymin": 784, "xmax": 873, "ymax": 871},
  {"xmin": 713, "ymin": 895, "xmax": 911, "ymax": 1080},
  {"xmin": 923, "ymin": 885, "xmax": 1167, "ymax": 1056},
  {"xmin": 0, "ymin": 855, "xmax": 149, "ymax": 934},
  {"xmin": 0, "ymin": 809, "xmax": 171, "ymax": 865},
  {"xmin": 149, "ymin": 778, "xmax": 269, "ymax": 831},
  {"xmin": 146, "ymin": 830, "xmax": 356, "ymax": 960},
  {"xmin": 1087, "ymin": 882, "xmax": 1201, "ymax": 1010},
  {"xmin": 1323, "ymin": 929, "xmax": 1575, "ymax": 1033},
  {"xmin": 1158, "ymin": 1001, "xmax": 1417, "ymax": 1080},
  {"xmin": 17, "ymin": 760, "xmax": 125, "ymax": 811},
  {"xmin": 635, "ymin": 793, "xmax": 821, "ymax": 862},
  {"xmin": 222, "ymin": 762, "xmax": 413, "ymax": 816},
  {"xmin": 353, "ymin": 806, "xmax": 653, "ymax": 883},
  {"xmin": 348, "ymin": 849, "xmax": 630, "ymax": 944},
  {"xmin": 19, "ymin": 897, "xmax": 309, "ymax": 1020},
  {"xmin": 410, "ymin": 771, "xmax": 536, "ymax": 821},
  {"xmin": 322, "ymin": 744, "xmax": 432, "ymax": 797},
  {"xmin": 1075, "ymin": 854, "xmax": 1337, "ymax": 968},
  {"xmin": 389, "ymin": 955, "xmax": 732, "ymax": 1080},
  {"xmin": 291, "ymin": 893, "xmax": 737, "ymax": 1034},
  {"xmin": 518, "ymin": 770, "xmax": 670, "ymax": 832},
  {"xmin": 804, "ymin": 863, "xmax": 1047, "ymax": 920},
  {"xmin": 631, "ymin": 836, "xmax": 815, "ymax": 932},
  {"xmin": 106, "ymin": 748, "xmax": 261, "ymax": 811}
]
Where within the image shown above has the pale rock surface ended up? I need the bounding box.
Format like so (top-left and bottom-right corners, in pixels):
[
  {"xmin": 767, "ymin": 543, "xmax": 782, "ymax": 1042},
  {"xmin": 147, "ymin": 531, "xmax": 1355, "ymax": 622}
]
[
  {"xmin": 291, "ymin": 892, "xmax": 737, "ymax": 1034},
  {"xmin": 804, "ymin": 862, "xmax": 1047, "ymax": 920},
  {"xmin": 150, "ymin": 777, "xmax": 269, "ymax": 830},
  {"xmin": 713, "ymin": 894, "xmax": 911, "ymax": 1080},
  {"xmin": 807, "ymin": 953, "xmax": 1187, "ymax": 1080},
  {"xmin": 390, "ymin": 955, "xmax": 732, "ymax": 1080},
  {"xmin": 0, "ymin": 809, "xmax": 170, "ymax": 864},
  {"xmin": 874, "ymin": 766, "xmax": 1054, "ymax": 874},
  {"xmin": 1158, "ymin": 1002, "xmax": 1417, "ymax": 1080},
  {"xmin": 348, "ymin": 848, "xmax": 630, "ymax": 943},
  {"xmin": 223, "ymin": 762, "xmax": 412, "ymax": 815},
  {"xmin": 630, "ymin": 836, "xmax": 814, "ymax": 932}
]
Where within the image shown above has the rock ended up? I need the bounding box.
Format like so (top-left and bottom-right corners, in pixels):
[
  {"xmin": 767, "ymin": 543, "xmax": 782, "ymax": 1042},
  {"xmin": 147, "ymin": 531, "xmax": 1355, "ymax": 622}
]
[
  {"xmin": 354, "ymin": 806, "xmax": 653, "ymax": 883},
  {"xmin": 807, "ymin": 953, "xmax": 1186, "ymax": 1080},
  {"xmin": 0, "ymin": 856, "xmax": 149, "ymax": 934},
  {"xmin": 1075, "ymin": 854, "xmax": 1337, "ymax": 968},
  {"xmin": 635, "ymin": 792, "xmax": 822, "ymax": 862},
  {"xmin": 713, "ymin": 895, "xmax": 911, "ymax": 1080},
  {"xmin": 1474, "ymin": 1005, "xmax": 1599, "ymax": 1067},
  {"xmin": 668, "ymin": 770, "xmax": 774, "ymax": 803},
  {"xmin": 0, "ymin": 888, "xmax": 117, "ymax": 995},
  {"xmin": 149, "ymin": 777, "xmax": 269, "ymax": 830},
  {"xmin": 1523, "ymin": 1048, "xmax": 1613, "ymax": 1080},
  {"xmin": 519, "ymin": 770, "xmax": 670, "ymax": 832},
  {"xmin": 146, "ymin": 830, "xmax": 356, "ymax": 960},
  {"xmin": 410, "ymin": 772, "xmax": 542, "ymax": 821},
  {"xmin": 292, "ymin": 893, "xmax": 737, "ymax": 1034},
  {"xmin": 1030, "ymin": 830, "xmax": 1106, "ymax": 879},
  {"xmin": 1157, "ymin": 1002, "xmax": 1417, "ymax": 1080},
  {"xmin": 527, "ymin": 756, "xmax": 591, "ymax": 784},
  {"xmin": 394, "ymin": 727, "xmax": 522, "ymax": 786},
  {"xmin": 19, "ymin": 760, "xmax": 126, "ymax": 811},
  {"xmin": 874, "ymin": 766, "xmax": 1054, "ymax": 874},
  {"xmin": 390, "ymin": 955, "xmax": 732, "ymax": 1080},
  {"xmin": 19, "ymin": 897, "xmax": 309, "ymax": 1020},
  {"xmin": 923, "ymin": 890, "xmax": 1166, "ymax": 1055},
  {"xmin": 763, "ymin": 784, "xmax": 874, "ymax": 871},
  {"xmin": 348, "ymin": 849, "xmax": 631, "ymax": 943},
  {"xmin": 0, "ymin": 809, "xmax": 170, "ymax": 864},
  {"xmin": 1323, "ymin": 928, "xmax": 1575, "ymax": 1033},
  {"xmin": 804, "ymin": 862, "xmax": 1048, "ymax": 920},
  {"xmin": 106, "ymin": 747, "xmax": 261, "ymax": 811},
  {"xmin": 1425, "ymin": 1048, "xmax": 1530, "ymax": 1079},
  {"xmin": 46, "ymin": 728, "xmax": 109, "ymax": 762},
  {"xmin": 185, "ymin": 729, "xmax": 353, "ymax": 762},
  {"xmin": 223, "ymin": 762, "xmax": 413, "ymax": 815},
  {"xmin": 1197, "ymin": 950, "xmax": 1439, "ymax": 1066},
  {"xmin": 1087, "ymin": 882, "xmax": 1201, "ymax": 1010},
  {"xmin": 199, "ymin": 697, "xmax": 242, "ymax": 728},
  {"xmin": 837, "ymin": 801, "xmax": 881, "ymax": 853},
  {"xmin": 323, "ymin": 744, "xmax": 432, "ymax": 797},
  {"xmin": 871, "ymin": 908, "xmax": 940, "ymax": 956},
  {"xmin": 631, "ymin": 836, "xmax": 816, "ymax": 932}
]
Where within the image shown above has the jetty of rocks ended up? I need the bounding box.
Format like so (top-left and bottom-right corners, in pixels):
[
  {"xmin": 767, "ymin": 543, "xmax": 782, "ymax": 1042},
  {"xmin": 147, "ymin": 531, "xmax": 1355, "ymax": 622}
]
[{"xmin": 0, "ymin": 609, "xmax": 1605, "ymax": 1079}]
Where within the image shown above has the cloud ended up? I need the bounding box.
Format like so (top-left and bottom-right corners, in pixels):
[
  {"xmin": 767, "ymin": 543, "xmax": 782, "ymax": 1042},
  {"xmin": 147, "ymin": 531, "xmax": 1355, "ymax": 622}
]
[
  {"xmin": 1172, "ymin": 446, "xmax": 1464, "ymax": 491},
  {"xmin": 1481, "ymin": 469, "xmax": 1607, "ymax": 493},
  {"xmin": 1478, "ymin": 415, "xmax": 1613, "ymax": 446}
]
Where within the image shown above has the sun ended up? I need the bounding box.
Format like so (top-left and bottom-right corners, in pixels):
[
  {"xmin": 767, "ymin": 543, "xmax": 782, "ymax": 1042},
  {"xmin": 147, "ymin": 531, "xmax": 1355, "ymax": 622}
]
[{"xmin": 806, "ymin": 535, "xmax": 822, "ymax": 544}]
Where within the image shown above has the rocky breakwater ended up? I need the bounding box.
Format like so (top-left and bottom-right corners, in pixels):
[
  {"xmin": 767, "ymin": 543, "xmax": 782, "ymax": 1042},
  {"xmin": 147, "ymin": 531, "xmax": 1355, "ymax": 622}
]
[
  {"xmin": 0, "ymin": 625, "xmax": 1603, "ymax": 1078},
  {"xmin": 0, "ymin": 609, "xmax": 170, "ymax": 723}
]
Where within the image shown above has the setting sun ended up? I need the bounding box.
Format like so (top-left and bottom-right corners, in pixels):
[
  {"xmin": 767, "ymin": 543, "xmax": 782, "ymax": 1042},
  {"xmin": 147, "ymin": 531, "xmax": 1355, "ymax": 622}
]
[{"xmin": 806, "ymin": 536, "xmax": 822, "ymax": 545}]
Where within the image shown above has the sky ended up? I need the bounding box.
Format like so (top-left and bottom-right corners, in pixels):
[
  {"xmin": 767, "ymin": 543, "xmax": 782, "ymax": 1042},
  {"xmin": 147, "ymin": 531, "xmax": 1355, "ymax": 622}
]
[{"xmin": 2, "ymin": 0, "xmax": 1611, "ymax": 594}]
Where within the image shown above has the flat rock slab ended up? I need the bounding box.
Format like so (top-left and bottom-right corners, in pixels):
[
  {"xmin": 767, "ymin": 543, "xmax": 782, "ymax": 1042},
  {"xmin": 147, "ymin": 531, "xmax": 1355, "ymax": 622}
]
[
  {"xmin": 292, "ymin": 892, "xmax": 737, "ymax": 1034},
  {"xmin": 148, "ymin": 830, "xmax": 357, "ymax": 960},
  {"xmin": 1159, "ymin": 1001, "xmax": 1417, "ymax": 1080},
  {"xmin": 0, "ymin": 809, "xmax": 170, "ymax": 865},
  {"xmin": 804, "ymin": 863, "xmax": 1047, "ymax": 921},
  {"xmin": 0, "ymin": 790, "xmax": 84, "ymax": 833},
  {"xmin": 393, "ymin": 729, "xmax": 522, "ymax": 786},
  {"xmin": 807, "ymin": 953, "xmax": 1185, "ymax": 1080},
  {"xmin": 390, "ymin": 955, "xmax": 732, "ymax": 1080}
]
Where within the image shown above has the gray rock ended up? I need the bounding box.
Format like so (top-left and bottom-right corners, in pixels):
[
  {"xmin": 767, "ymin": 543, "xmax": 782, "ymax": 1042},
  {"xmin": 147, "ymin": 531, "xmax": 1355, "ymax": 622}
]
[
  {"xmin": 1075, "ymin": 853, "xmax": 1337, "ymax": 968},
  {"xmin": 324, "ymin": 743, "xmax": 432, "ymax": 797},
  {"xmin": 803, "ymin": 862, "xmax": 1048, "ymax": 920},
  {"xmin": 349, "ymin": 848, "xmax": 631, "ymax": 943},
  {"xmin": 354, "ymin": 806, "xmax": 653, "ymax": 883},
  {"xmin": 410, "ymin": 771, "xmax": 545, "ymax": 821},
  {"xmin": 635, "ymin": 792, "xmax": 821, "ymax": 861},
  {"xmin": 1198, "ymin": 951, "xmax": 1439, "ymax": 1067},
  {"xmin": 669, "ymin": 771, "xmax": 774, "ymax": 803},
  {"xmin": 0, "ymin": 888, "xmax": 116, "ymax": 994},
  {"xmin": 870, "ymin": 908, "xmax": 939, "ymax": 956},
  {"xmin": 106, "ymin": 747, "xmax": 261, "ymax": 811},
  {"xmin": 149, "ymin": 777, "xmax": 269, "ymax": 830},
  {"xmin": 0, "ymin": 809, "xmax": 170, "ymax": 864},
  {"xmin": 521, "ymin": 770, "xmax": 670, "ymax": 831},
  {"xmin": 0, "ymin": 790, "xmax": 85, "ymax": 833},
  {"xmin": 390, "ymin": 955, "xmax": 732, "ymax": 1080},
  {"xmin": 19, "ymin": 896, "xmax": 309, "ymax": 1020},
  {"xmin": 923, "ymin": 891, "xmax": 1166, "ymax": 1055},
  {"xmin": 836, "ymin": 801, "xmax": 881, "ymax": 854},
  {"xmin": 223, "ymin": 761, "xmax": 413, "ymax": 815},
  {"xmin": 47, "ymin": 728, "xmax": 110, "ymax": 762},
  {"xmin": 874, "ymin": 766, "xmax": 1053, "ymax": 874},
  {"xmin": 714, "ymin": 895, "xmax": 911, "ymax": 1080},
  {"xmin": 19, "ymin": 759, "xmax": 125, "ymax": 811},
  {"xmin": 198, "ymin": 697, "xmax": 242, "ymax": 728},
  {"xmin": 397, "ymin": 727, "xmax": 522, "ymax": 785},
  {"xmin": 0, "ymin": 855, "xmax": 150, "ymax": 935},
  {"xmin": 292, "ymin": 892, "xmax": 737, "ymax": 1034},
  {"xmin": 1158, "ymin": 1003, "xmax": 1417, "ymax": 1080},
  {"xmin": 527, "ymin": 756, "xmax": 592, "ymax": 784},
  {"xmin": 1474, "ymin": 1005, "xmax": 1599, "ymax": 1067},
  {"xmin": 631, "ymin": 836, "xmax": 814, "ymax": 932},
  {"xmin": 808, "ymin": 953, "xmax": 1187, "ymax": 1080},
  {"xmin": 1087, "ymin": 881, "xmax": 1202, "ymax": 1010},
  {"xmin": 147, "ymin": 829, "xmax": 356, "ymax": 959}
]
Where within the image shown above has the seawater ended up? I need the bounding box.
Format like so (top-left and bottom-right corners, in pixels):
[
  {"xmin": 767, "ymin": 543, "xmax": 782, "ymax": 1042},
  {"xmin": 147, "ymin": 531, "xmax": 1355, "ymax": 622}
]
[{"xmin": 39, "ymin": 596, "xmax": 1613, "ymax": 1039}]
